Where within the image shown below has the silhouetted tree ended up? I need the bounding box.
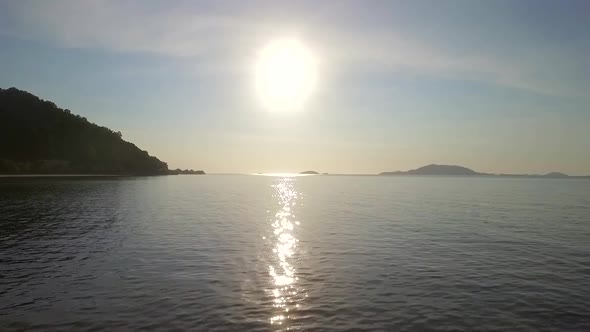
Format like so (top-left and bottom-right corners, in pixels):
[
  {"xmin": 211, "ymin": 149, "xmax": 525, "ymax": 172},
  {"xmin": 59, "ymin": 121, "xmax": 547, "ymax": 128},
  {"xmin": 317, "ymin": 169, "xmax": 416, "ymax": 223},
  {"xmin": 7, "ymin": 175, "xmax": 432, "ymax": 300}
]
[{"xmin": 0, "ymin": 87, "xmax": 169, "ymax": 175}]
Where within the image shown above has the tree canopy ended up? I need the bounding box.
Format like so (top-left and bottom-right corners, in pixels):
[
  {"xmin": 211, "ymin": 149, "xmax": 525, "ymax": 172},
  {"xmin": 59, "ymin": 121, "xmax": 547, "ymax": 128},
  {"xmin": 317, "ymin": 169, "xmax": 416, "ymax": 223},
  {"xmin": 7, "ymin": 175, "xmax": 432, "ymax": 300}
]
[{"xmin": 0, "ymin": 87, "xmax": 169, "ymax": 175}]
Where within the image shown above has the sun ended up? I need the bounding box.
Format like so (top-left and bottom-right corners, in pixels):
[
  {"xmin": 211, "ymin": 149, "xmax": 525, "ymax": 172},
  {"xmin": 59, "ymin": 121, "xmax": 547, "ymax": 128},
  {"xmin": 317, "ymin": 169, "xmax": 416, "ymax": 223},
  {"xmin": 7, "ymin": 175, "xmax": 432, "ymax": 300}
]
[{"xmin": 255, "ymin": 39, "xmax": 317, "ymax": 111}]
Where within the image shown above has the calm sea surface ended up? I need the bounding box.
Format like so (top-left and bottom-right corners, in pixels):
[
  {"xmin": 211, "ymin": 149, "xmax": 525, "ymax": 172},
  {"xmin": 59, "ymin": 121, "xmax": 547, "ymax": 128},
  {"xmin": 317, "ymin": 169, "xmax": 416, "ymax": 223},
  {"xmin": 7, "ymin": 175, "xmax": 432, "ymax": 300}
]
[{"xmin": 1, "ymin": 175, "xmax": 589, "ymax": 331}]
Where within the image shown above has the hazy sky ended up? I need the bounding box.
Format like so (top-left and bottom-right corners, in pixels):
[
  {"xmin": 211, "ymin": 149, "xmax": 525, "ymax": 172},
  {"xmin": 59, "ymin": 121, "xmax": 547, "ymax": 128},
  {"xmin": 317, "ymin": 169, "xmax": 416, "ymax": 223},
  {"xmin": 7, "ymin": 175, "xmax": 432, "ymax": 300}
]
[{"xmin": 1, "ymin": 0, "xmax": 589, "ymax": 174}]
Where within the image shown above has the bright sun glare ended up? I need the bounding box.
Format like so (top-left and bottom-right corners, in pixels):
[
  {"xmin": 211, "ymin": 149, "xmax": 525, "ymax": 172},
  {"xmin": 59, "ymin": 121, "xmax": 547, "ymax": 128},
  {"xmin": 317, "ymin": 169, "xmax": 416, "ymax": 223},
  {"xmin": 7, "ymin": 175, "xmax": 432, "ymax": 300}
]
[{"xmin": 255, "ymin": 39, "xmax": 317, "ymax": 111}]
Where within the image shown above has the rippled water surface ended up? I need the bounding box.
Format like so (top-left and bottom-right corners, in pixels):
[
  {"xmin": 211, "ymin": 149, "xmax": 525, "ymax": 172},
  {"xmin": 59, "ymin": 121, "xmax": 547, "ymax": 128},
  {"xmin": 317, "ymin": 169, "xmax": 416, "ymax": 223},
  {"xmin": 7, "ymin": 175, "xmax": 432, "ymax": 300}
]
[{"xmin": 1, "ymin": 175, "xmax": 589, "ymax": 331}]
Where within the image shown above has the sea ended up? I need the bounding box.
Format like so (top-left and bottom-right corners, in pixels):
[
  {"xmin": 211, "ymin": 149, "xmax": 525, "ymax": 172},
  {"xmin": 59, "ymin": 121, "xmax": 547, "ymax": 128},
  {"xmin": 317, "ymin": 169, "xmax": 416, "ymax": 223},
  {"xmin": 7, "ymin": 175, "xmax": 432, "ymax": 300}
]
[{"xmin": 1, "ymin": 175, "xmax": 589, "ymax": 331}]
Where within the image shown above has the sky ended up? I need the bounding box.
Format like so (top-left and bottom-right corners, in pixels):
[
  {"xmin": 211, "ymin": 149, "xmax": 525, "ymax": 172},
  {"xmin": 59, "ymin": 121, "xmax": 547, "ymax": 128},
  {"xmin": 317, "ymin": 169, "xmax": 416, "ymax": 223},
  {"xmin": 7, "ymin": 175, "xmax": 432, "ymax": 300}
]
[{"xmin": 1, "ymin": 0, "xmax": 589, "ymax": 175}]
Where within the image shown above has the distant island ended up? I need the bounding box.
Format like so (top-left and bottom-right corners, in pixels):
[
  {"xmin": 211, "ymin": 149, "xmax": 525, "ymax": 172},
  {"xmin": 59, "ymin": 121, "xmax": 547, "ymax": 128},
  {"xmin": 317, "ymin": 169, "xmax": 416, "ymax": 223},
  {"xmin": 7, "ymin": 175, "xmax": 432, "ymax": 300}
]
[
  {"xmin": 0, "ymin": 88, "xmax": 200, "ymax": 176},
  {"xmin": 300, "ymin": 170, "xmax": 319, "ymax": 175},
  {"xmin": 381, "ymin": 164, "xmax": 478, "ymax": 176},
  {"xmin": 170, "ymin": 169, "xmax": 205, "ymax": 175},
  {"xmin": 380, "ymin": 164, "xmax": 588, "ymax": 178}
]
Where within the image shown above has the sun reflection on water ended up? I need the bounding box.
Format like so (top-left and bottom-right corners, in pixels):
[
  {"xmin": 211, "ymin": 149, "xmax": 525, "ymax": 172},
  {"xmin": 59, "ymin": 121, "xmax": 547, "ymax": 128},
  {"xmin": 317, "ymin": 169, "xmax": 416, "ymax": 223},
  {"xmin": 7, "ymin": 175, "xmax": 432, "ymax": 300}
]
[{"xmin": 268, "ymin": 177, "xmax": 302, "ymax": 327}]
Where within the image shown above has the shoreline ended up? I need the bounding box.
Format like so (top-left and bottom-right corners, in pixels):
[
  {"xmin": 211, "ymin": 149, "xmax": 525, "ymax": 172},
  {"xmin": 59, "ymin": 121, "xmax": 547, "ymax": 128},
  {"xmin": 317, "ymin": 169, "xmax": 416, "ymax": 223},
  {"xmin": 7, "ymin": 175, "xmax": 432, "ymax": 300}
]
[
  {"xmin": 1, "ymin": 173, "xmax": 588, "ymax": 179},
  {"xmin": 0, "ymin": 174, "xmax": 124, "ymax": 178}
]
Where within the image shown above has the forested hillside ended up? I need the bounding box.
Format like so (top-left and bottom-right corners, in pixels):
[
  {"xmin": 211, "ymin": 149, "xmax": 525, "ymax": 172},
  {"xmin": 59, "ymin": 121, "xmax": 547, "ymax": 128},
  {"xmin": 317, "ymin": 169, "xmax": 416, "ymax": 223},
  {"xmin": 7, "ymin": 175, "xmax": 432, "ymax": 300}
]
[{"xmin": 0, "ymin": 88, "xmax": 169, "ymax": 175}]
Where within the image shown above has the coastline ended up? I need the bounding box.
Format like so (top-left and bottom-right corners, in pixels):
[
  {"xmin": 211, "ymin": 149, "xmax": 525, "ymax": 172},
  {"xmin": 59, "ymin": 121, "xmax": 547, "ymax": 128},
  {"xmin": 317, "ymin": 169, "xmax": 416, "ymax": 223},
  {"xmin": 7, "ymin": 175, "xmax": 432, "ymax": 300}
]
[{"xmin": 0, "ymin": 174, "xmax": 124, "ymax": 178}]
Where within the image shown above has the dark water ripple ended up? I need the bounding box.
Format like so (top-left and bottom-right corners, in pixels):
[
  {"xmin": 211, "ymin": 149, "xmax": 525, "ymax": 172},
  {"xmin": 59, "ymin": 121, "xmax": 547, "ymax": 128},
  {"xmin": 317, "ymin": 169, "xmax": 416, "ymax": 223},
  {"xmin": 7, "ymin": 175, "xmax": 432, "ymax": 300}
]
[{"xmin": 0, "ymin": 176, "xmax": 589, "ymax": 331}]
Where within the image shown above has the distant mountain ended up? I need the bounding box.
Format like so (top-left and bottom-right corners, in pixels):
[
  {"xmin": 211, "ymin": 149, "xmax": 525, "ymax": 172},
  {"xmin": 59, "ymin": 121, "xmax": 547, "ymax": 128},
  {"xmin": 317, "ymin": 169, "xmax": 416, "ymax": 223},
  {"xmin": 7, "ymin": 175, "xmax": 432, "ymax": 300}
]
[
  {"xmin": 543, "ymin": 172, "xmax": 569, "ymax": 178},
  {"xmin": 408, "ymin": 164, "xmax": 479, "ymax": 175},
  {"xmin": 0, "ymin": 87, "xmax": 169, "ymax": 175},
  {"xmin": 380, "ymin": 164, "xmax": 480, "ymax": 176},
  {"xmin": 300, "ymin": 170, "xmax": 319, "ymax": 175},
  {"xmin": 379, "ymin": 164, "xmax": 585, "ymax": 178}
]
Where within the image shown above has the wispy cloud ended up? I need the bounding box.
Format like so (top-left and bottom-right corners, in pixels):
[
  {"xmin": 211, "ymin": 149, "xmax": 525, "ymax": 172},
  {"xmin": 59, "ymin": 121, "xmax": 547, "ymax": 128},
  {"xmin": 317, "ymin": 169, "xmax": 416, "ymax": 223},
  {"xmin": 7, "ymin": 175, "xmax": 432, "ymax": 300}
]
[
  {"xmin": 2, "ymin": 0, "xmax": 587, "ymax": 97},
  {"xmin": 324, "ymin": 26, "xmax": 588, "ymax": 98},
  {"xmin": 3, "ymin": 1, "xmax": 252, "ymax": 56}
]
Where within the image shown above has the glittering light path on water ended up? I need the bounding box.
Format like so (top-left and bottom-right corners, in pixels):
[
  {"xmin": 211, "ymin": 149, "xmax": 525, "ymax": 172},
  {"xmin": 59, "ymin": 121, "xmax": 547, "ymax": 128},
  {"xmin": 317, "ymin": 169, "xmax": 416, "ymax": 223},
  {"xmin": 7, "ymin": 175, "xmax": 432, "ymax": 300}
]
[{"xmin": 268, "ymin": 177, "xmax": 302, "ymax": 327}]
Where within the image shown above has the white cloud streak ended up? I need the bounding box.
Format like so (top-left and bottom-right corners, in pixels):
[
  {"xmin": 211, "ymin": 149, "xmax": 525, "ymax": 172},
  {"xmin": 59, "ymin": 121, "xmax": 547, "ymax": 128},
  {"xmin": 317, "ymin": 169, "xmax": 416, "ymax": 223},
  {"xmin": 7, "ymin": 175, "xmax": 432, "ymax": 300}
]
[{"xmin": 2, "ymin": 0, "xmax": 586, "ymax": 97}]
